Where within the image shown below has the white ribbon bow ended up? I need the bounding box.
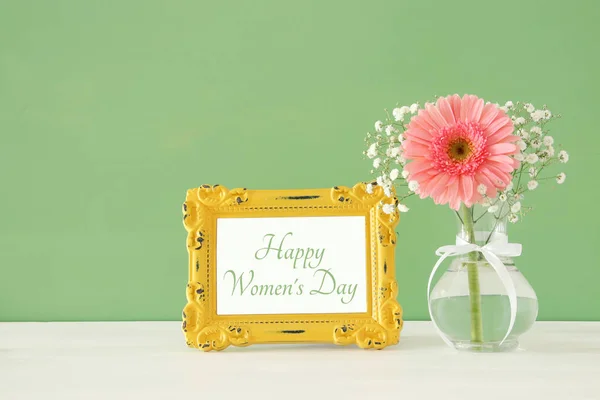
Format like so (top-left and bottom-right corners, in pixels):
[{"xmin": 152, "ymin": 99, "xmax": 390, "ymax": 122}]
[{"xmin": 427, "ymin": 232, "xmax": 522, "ymax": 347}]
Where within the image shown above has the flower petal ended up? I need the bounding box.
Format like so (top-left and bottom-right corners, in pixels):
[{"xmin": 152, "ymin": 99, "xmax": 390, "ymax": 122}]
[
  {"xmin": 431, "ymin": 176, "xmax": 449, "ymax": 198},
  {"xmin": 460, "ymin": 95, "xmax": 473, "ymax": 122},
  {"xmin": 475, "ymin": 172, "xmax": 497, "ymax": 198},
  {"xmin": 405, "ymin": 126, "xmax": 434, "ymax": 143},
  {"xmin": 421, "ymin": 104, "xmax": 445, "ymax": 130},
  {"xmin": 410, "ymin": 115, "xmax": 436, "ymax": 137},
  {"xmin": 479, "ymin": 103, "xmax": 499, "ymax": 128},
  {"xmin": 488, "ymin": 155, "xmax": 514, "ymax": 164},
  {"xmin": 437, "ymin": 188, "xmax": 451, "ymax": 206},
  {"xmin": 486, "ymin": 164, "xmax": 511, "ymax": 186},
  {"xmin": 489, "ymin": 160, "xmax": 515, "ymax": 173},
  {"xmin": 431, "ymin": 174, "xmax": 451, "ymax": 202},
  {"xmin": 488, "ymin": 143, "xmax": 518, "ymax": 155},
  {"xmin": 481, "ymin": 167, "xmax": 505, "ymax": 188},
  {"xmin": 449, "ymin": 94, "xmax": 462, "ymax": 120},
  {"xmin": 447, "ymin": 176, "xmax": 459, "ymax": 197},
  {"xmin": 403, "ymin": 142, "xmax": 430, "ymax": 158},
  {"xmin": 461, "ymin": 175, "xmax": 474, "ymax": 203},
  {"xmin": 487, "ymin": 117, "xmax": 511, "ymax": 136},
  {"xmin": 426, "ymin": 102, "xmax": 450, "ymax": 128},
  {"xmin": 449, "ymin": 197, "xmax": 461, "ymax": 210},
  {"xmin": 468, "ymin": 97, "xmax": 484, "ymax": 122},
  {"xmin": 421, "ymin": 173, "xmax": 446, "ymax": 197},
  {"xmin": 437, "ymin": 97, "xmax": 456, "ymax": 125},
  {"xmin": 487, "ymin": 124, "xmax": 515, "ymax": 144},
  {"xmin": 405, "ymin": 160, "xmax": 433, "ymax": 175},
  {"xmin": 496, "ymin": 134, "xmax": 521, "ymax": 144}
]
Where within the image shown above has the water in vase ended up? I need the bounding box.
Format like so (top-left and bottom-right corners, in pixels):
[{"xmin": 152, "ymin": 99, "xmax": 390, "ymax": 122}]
[{"xmin": 430, "ymin": 295, "xmax": 538, "ymax": 345}]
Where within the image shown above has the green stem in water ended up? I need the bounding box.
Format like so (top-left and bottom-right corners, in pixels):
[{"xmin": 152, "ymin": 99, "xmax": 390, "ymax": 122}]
[{"xmin": 460, "ymin": 203, "xmax": 484, "ymax": 344}]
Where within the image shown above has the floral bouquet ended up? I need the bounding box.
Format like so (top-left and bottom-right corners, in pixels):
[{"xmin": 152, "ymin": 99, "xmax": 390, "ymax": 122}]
[{"xmin": 364, "ymin": 94, "xmax": 569, "ymax": 351}]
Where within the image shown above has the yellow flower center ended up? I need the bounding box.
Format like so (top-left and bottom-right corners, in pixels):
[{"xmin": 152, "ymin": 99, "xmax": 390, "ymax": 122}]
[{"xmin": 447, "ymin": 138, "xmax": 472, "ymax": 161}]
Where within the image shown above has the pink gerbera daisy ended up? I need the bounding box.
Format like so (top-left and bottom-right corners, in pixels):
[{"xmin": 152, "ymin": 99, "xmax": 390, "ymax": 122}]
[{"xmin": 403, "ymin": 94, "xmax": 520, "ymax": 210}]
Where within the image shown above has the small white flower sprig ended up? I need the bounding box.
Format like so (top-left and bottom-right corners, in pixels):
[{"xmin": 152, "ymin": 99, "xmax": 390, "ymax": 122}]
[
  {"xmin": 479, "ymin": 101, "xmax": 569, "ymax": 223},
  {"xmin": 363, "ymin": 103, "xmax": 420, "ymax": 214}
]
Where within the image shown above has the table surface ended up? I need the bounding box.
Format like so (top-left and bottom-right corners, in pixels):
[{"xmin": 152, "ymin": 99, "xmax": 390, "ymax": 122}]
[{"xmin": 1, "ymin": 321, "xmax": 599, "ymax": 400}]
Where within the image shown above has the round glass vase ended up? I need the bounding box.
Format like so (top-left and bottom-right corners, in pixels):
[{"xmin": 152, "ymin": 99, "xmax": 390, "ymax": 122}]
[{"xmin": 429, "ymin": 205, "xmax": 538, "ymax": 352}]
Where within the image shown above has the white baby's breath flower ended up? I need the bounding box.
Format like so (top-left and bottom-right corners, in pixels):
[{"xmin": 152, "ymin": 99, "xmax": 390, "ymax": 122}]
[
  {"xmin": 366, "ymin": 183, "xmax": 374, "ymax": 194},
  {"xmin": 518, "ymin": 129, "xmax": 529, "ymax": 139},
  {"xmin": 477, "ymin": 184, "xmax": 487, "ymax": 195},
  {"xmin": 390, "ymin": 169, "xmax": 400, "ymax": 181},
  {"xmin": 408, "ymin": 180, "xmax": 419, "ymax": 192},
  {"xmin": 392, "ymin": 108, "xmax": 404, "ymax": 121},
  {"xmin": 506, "ymin": 181, "xmax": 514, "ymax": 191},
  {"xmin": 505, "ymin": 101, "xmax": 514, "ymax": 109},
  {"xmin": 525, "ymin": 103, "xmax": 535, "ymax": 113},
  {"xmin": 386, "ymin": 147, "xmax": 394, "ymax": 157},
  {"xmin": 396, "ymin": 155, "xmax": 406, "ymax": 165},
  {"xmin": 531, "ymin": 139, "xmax": 541, "ymax": 149},
  {"xmin": 518, "ymin": 140, "xmax": 527, "ymax": 151},
  {"xmin": 543, "ymin": 136, "xmax": 554, "ymax": 146},
  {"xmin": 375, "ymin": 121, "xmax": 384, "ymax": 132},
  {"xmin": 545, "ymin": 146, "xmax": 555, "ymax": 157},
  {"xmin": 401, "ymin": 169, "xmax": 409, "ymax": 179},
  {"xmin": 366, "ymin": 143, "xmax": 378, "ymax": 159},
  {"xmin": 558, "ymin": 150, "xmax": 569, "ymax": 163},
  {"xmin": 481, "ymin": 199, "xmax": 491, "ymax": 207},
  {"xmin": 391, "ymin": 146, "xmax": 401, "ymax": 157},
  {"xmin": 528, "ymin": 167, "xmax": 537, "ymax": 178},
  {"xmin": 514, "ymin": 153, "xmax": 525, "ymax": 162},
  {"xmin": 389, "ymin": 135, "xmax": 396, "ymax": 143},
  {"xmin": 385, "ymin": 125, "xmax": 396, "ymax": 136},
  {"xmin": 376, "ymin": 176, "xmax": 385, "ymax": 187},
  {"xmin": 508, "ymin": 213, "xmax": 519, "ymax": 223},
  {"xmin": 383, "ymin": 185, "xmax": 392, "ymax": 197},
  {"xmin": 398, "ymin": 203, "xmax": 409, "ymax": 213},
  {"xmin": 488, "ymin": 205, "xmax": 498, "ymax": 213},
  {"xmin": 409, "ymin": 103, "xmax": 419, "ymax": 114},
  {"xmin": 499, "ymin": 106, "xmax": 508, "ymax": 112},
  {"xmin": 514, "ymin": 117, "xmax": 526, "ymax": 126},
  {"xmin": 511, "ymin": 202, "xmax": 521, "ymax": 213},
  {"xmin": 531, "ymin": 110, "xmax": 545, "ymax": 122},
  {"xmin": 526, "ymin": 153, "xmax": 539, "ymax": 164},
  {"xmin": 544, "ymin": 110, "xmax": 552, "ymax": 119},
  {"xmin": 396, "ymin": 134, "xmax": 404, "ymax": 143},
  {"xmin": 530, "ymin": 126, "xmax": 542, "ymax": 135},
  {"xmin": 556, "ymin": 172, "xmax": 566, "ymax": 184},
  {"xmin": 373, "ymin": 158, "xmax": 381, "ymax": 169},
  {"xmin": 382, "ymin": 203, "xmax": 395, "ymax": 214},
  {"xmin": 527, "ymin": 180, "xmax": 539, "ymax": 190},
  {"xmin": 499, "ymin": 193, "xmax": 507, "ymax": 202}
]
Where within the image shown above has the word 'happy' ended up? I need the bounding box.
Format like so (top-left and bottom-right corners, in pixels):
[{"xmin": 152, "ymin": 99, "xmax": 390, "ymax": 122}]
[{"xmin": 254, "ymin": 233, "xmax": 325, "ymax": 269}]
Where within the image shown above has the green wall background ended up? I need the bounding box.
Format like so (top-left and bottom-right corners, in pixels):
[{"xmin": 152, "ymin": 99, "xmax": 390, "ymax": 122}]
[{"xmin": 1, "ymin": 0, "xmax": 598, "ymax": 321}]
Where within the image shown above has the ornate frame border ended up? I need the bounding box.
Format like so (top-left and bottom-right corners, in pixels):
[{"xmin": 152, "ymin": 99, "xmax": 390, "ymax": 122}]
[{"xmin": 182, "ymin": 183, "xmax": 402, "ymax": 351}]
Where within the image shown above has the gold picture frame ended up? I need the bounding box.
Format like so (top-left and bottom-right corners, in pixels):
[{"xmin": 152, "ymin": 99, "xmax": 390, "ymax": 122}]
[{"xmin": 182, "ymin": 183, "xmax": 402, "ymax": 351}]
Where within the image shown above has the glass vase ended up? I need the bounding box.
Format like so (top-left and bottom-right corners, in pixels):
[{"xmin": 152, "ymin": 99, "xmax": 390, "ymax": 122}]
[{"xmin": 429, "ymin": 205, "xmax": 538, "ymax": 352}]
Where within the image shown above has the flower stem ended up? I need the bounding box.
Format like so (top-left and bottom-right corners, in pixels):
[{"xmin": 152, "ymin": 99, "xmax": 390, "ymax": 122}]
[{"xmin": 460, "ymin": 204, "xmax": 484, "ymax": 344}]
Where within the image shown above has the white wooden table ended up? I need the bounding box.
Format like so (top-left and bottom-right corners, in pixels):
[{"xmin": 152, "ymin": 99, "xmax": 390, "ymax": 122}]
[{"xmin": 1, "ymin": 321, "xmax": 598, "ymax": 399}]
